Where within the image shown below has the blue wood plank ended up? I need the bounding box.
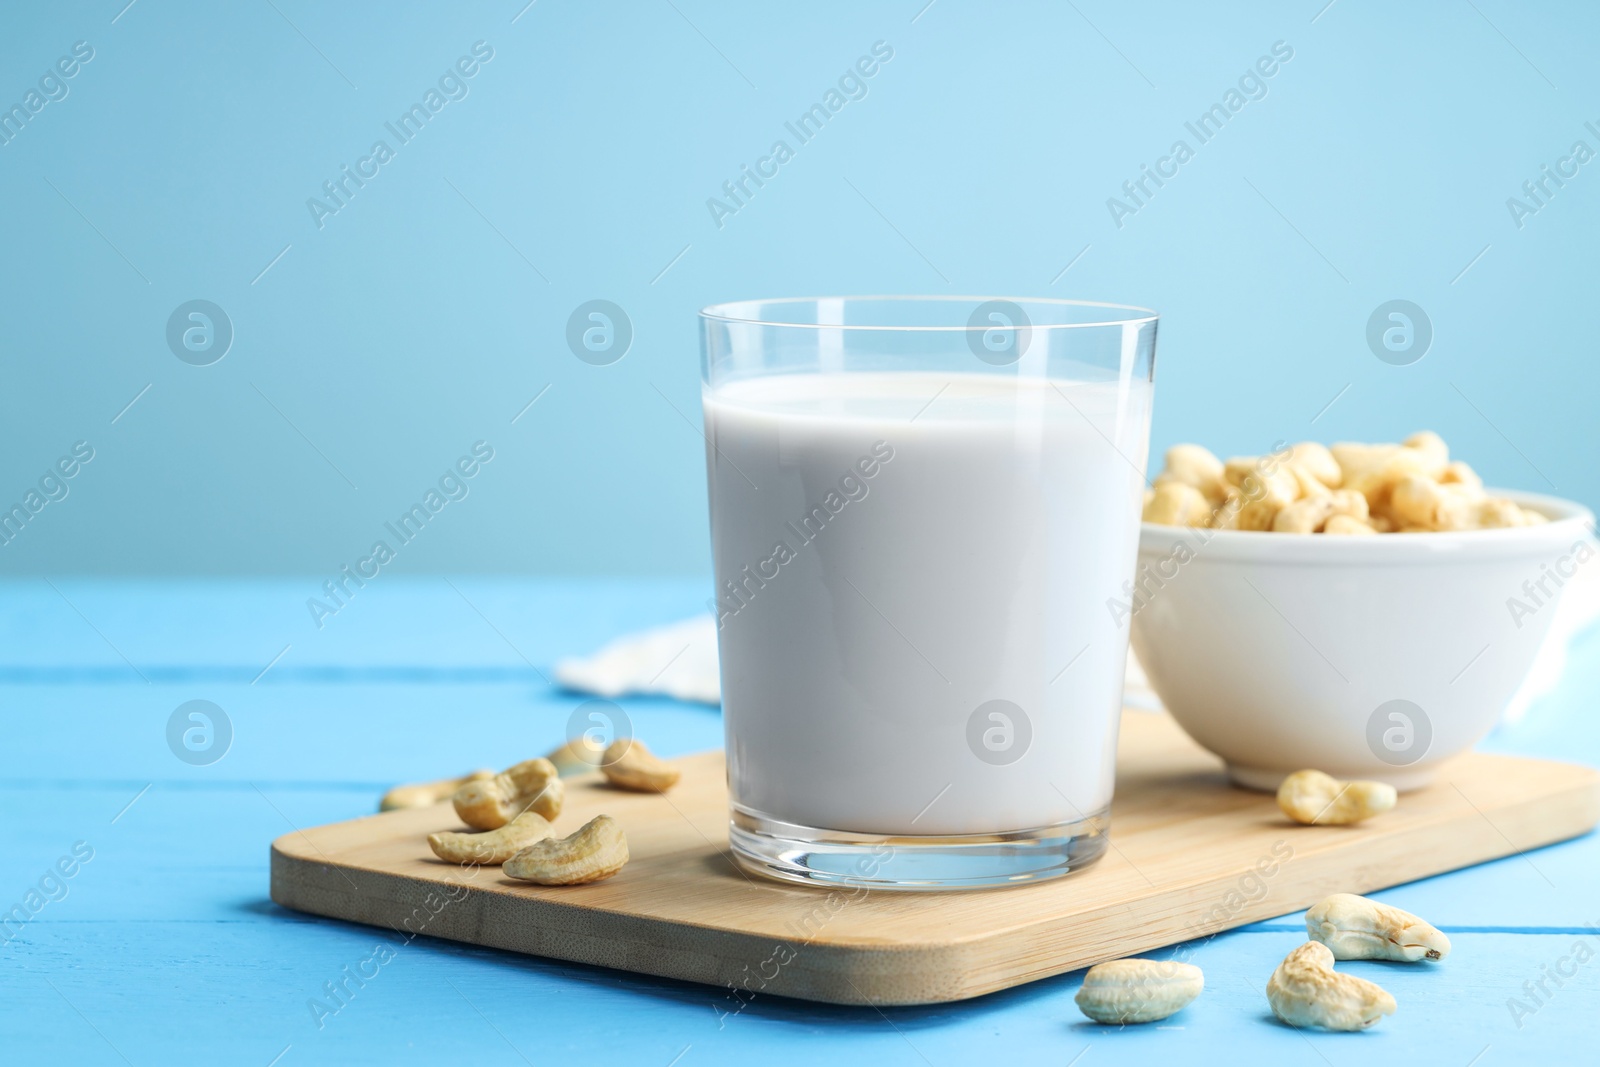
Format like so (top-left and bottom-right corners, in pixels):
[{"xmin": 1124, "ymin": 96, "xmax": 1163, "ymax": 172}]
[
  {"xmin": 0, "ymin": 681, "xmax": 723, "ymax": 785},
  {"xmin": 0, "ymin": 577, "xmax": 710, "ymax": 674},
  {"xmin": 6, "ymin": 925, "xmax": 1596, "ymax": 1065}
]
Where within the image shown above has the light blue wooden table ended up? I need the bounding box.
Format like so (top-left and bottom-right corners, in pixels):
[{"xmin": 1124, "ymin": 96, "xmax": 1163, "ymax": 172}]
[{"xmin": 4, "ymin": 578, "xmax": 1596, "ymax": 1065}]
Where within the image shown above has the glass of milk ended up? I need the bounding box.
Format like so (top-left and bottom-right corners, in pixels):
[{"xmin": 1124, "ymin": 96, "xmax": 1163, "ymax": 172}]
[{"xmin": 700, "ymin": 297, "xmax": 1157, "ymax": 890}]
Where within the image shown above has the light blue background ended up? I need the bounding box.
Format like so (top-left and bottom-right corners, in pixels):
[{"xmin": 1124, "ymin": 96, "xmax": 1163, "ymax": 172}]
[{"xmin": 1, "ymin": 0, "xmax": 1594, "ymax": 577}]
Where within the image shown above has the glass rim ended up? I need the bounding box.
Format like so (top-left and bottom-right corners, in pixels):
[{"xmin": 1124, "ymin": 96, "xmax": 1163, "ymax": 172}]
[{"xmin": 699, "ymin": 295, "xmax": 1159, "ymax": 331}]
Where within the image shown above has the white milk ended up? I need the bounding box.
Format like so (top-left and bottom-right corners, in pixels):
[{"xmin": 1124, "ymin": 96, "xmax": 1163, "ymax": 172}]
[{"xmin": 704, "ymin": 371, "xmax": 1151, "ymax": 835}]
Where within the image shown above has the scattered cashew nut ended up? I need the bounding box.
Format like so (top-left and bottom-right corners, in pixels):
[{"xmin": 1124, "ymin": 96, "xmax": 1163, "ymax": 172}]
[
  {"xmin": 428, "ymin": 810, "xmax": 553, "ymax": 865},
  {"xmin": 545, "ymin": 739, "xmax": 605, "ymax": 777},
  {"xmin": 1307, "ymin": 893, "xmax": 1451, "ymax": 962},
  {"xmin": 602, "ymin": 739, "xmax": 681, "ymax": 793},
  {"xmin": 1276, "ymin": 769, "xmax": 1396, "ymax": 825},
  {"xmin": 1075, "ymin": 958, "xmax": 1204, "ymax": 1024},
  {"xmin": 380, "ymin": 770, "xmax": 493, "ymax": 812},
  {"xmin": 1266, "ymin": 940, "xmax": 1396, "ymax": 1031},
  {"xmin": 453, "ymin": 758, "xmax": 564, "ymax": 830},
  {"xmin": 504, "ymin": 814, "xmax": 628, "ymax": 885}
]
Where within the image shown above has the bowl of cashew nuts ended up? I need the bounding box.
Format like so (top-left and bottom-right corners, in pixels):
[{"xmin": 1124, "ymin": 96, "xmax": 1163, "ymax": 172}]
[{"xmin": 1129, "ymin": 432, "xmax": 1594, "ymax": 791}]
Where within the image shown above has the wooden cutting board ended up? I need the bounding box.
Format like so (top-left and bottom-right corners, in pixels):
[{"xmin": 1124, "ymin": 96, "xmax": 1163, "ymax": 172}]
[{"xmin": 270, "ymin": 710, "xmax": 1599, "ymax": 1006}]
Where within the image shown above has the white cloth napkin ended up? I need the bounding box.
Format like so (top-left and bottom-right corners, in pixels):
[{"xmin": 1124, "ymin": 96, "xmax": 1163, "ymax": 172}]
[
  {"xmin": 554, "ymin": 615, "xmax": 722, "ymax": 705},
  {"xmin": 557, "ymin": 546, "xmax": 1600, "ymax": 722}
]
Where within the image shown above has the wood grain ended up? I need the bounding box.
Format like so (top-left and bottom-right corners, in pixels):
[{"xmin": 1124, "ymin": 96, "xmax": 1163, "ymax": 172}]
[{"xmin": 271, "ymin": 710, "xmax": 1600, "ymax": 1006}]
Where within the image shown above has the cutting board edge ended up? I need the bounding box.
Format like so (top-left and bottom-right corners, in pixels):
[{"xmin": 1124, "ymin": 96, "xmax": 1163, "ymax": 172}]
[
  {"xmin": 269, "ymin": 843, "xmax": 987, "ymax": 1005},
  {"xmin": 268, "ymin": 764, "xmax": 1599, "ymax": 1006},
  {"xmin": 930, "ymin": 768, "xmax": 1600, "ymax": 1003}
]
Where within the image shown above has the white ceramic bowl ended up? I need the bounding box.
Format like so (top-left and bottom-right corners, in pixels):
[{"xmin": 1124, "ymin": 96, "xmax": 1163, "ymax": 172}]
[{"xmin": 1129, "ymin": 490, "xmax": 1594, "ymax": 791}]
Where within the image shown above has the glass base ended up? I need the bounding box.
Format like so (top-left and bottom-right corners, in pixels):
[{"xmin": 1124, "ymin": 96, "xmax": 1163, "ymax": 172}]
[{"xmin": 728, "ymin": 803, "xmax": 1112, "ymax": 891}]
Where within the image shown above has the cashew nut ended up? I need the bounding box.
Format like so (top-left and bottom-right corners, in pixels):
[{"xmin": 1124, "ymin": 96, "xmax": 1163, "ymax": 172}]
[
  {"xmin": 1266, "ymin": 941, "xmax": 1396, "ymax": 1031},
  {"xmin": 1439, "ymin": 460, "xmax": 1483, "ymax": 492},
  {"xmin": 1288, "ymin": 442, "xmax": 1342, "ymax": 487},
  {"xmin": 1238, "ymin": 496, "xmax": 1287, "ymax": 532},
  {"xmin": 1476, "ymin": 498, "xmax": 1542, "ymax": 528},
  {"xmin": 1225, "ymin": 456, "xmax": 1300, "ymax": 505},
  {"xmin": 1286, "ymin": 462, "xmax": 1333, "ymax": 499},
  {"xmin": 428, "ymin": 810, "xmax": 553, "ymax": 865},
  {"xmin": 453, "ymin": 758, "xmax": 564, "ymax": 830},
  {"xmin": 602, "ymin": 739, "xmax": 681, "ymax": 793},
  {"xmin": 1272, "ymin": 496, "xmax": 1337, "ymax": 534},
  {"xmin": 1327, "ymin": 488, "xmax": 1369, "ymax": 521},
  {"xmin": 1143, "ymin": 480, "xmax": 1212, "ymax": 526},
  {"xmin": 1208, "ymin": 489, "xmax": 1244, "ymax": 529},
  {"xmin": 1402, "ymin": 430, "xmax": 1450, "ymax": 478},
  {"xmin": 1161, "ymin": 444, "xmax": 1228, "ymax": 504},
  {"xmin": 380, "ymin": 770, "xmax": 494, "ymax": 812},
  {"xmin": 545, "ymin": 739, "xmax": 605, "ymax": 777},
  {"xmin": 504, "ymin": 814, "xmax": 628, "ymax": 885},
  {"xmin": 1306, "ymin": 893, "xmax": 1451, "ymax": 962},
  {"xmin": 1222, "ymin": 456, "xmax": 1301, "ymax": 532},
  {"xmin": 1075, "ymin": 958, "xmax": 1204, "ymax": 1024},
  {"xmin": 1276, "ymin": 769, "xmax": 1396, "ymax": 825},
  {"xmin": 1322, "ymin": 514, "xmax": 1377, "ymax": 536},
  {"xmin": 1390, "ymin": 476, "xmax": 1479, "ymax": 531}
]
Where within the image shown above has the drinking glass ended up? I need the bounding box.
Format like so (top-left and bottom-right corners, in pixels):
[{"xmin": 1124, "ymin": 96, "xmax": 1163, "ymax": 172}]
[{"xmin": 700, "ymin": 296, "xmax": 1157, "ymax": 890}]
